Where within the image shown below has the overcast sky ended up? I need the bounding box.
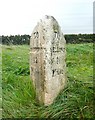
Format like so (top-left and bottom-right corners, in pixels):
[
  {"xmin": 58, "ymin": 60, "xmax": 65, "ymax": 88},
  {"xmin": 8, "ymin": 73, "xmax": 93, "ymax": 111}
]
[{"xmin": 0, "ymin": 0, "xmax": 94, "ymax": 35}]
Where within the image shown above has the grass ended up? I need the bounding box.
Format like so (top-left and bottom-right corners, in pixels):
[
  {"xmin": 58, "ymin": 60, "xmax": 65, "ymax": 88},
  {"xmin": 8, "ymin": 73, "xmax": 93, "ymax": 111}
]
[{"xmin": 2, "ymin": 43, "xmax": 93, "ymax": 119}]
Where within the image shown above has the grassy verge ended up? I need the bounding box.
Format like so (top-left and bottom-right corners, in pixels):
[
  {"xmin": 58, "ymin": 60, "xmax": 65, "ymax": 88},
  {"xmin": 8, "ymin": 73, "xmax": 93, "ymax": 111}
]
[{"xmin": 2, "ymin": 43, "xmax": 93, "ymax": 119}]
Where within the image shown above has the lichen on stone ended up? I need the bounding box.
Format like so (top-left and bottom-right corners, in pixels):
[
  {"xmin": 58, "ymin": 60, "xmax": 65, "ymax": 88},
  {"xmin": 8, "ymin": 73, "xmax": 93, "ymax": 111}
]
[{"xmin": 53, "ymin": 24, "xmax": 59, "ymax": 33}]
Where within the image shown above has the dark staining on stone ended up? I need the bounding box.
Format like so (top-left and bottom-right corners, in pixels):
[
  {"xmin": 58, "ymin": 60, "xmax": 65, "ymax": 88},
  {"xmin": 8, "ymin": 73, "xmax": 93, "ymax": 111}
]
[
  {"xmin": 51, "ymin": 16, "xmax": 56, "ymax": 21},
  {"xmin": 44, "ymin": 60, "xmax": 46, "ymax": 65},
  {"xmin": 45, "ymin": 15, "xmax": 50, "ymax": 19},
  {"xmin": 57, "ymin": 57, "xmax": 59, "ymax": 64},
  {"xmin": 53, "ymin": 47, "xmax": 55, "ymax": 52},
  {"xmin": 54, "ymin": 31, "xmax": 57, "ymax": 33},
  {"xmin": 33, "ymin": 57, "xmax": 38, "ymax": 63},
  {"xmin": 31, "ymin": 67, "xmax": 33, "ymax": 75},
  {"xmin": 57, "ymin": 69, "xmax": 64, "ymax": 75},
  {"xmin": 52, "ymin": 46, "xmax": 58, "ymax": 52},
  {"xmin": 34, "ymin": 31, "xmax": 39, "ymax": 39},
  {"xmin": 33, "ymin": 32, "xmax": 36, "ymax": 35},
  {"xmin": 43, "ymin": 28, "xmax": 47, "ymax": 32},
  {"xmin": 60, "ymin": 69, "xmax": 64, "ymax": 74},
  {"xmin": 36, "ymin": 31, "xmax": 39, "ymax": 35},
  {"xmin": 44, "ymin": 66, "xmax": 45, "ymax": 70},
  {"xmin": 52, "ymin": 69, "xmax": 55, "ymax": 77},
  {"xmin": 51, "ymin": 52, "xmax": 52, "ymax": 57},
  {"xmin": 56, "ymin": 69, "xmax": 59, "ymax": 75},
  {"xmin": 31, "ymin": 47, "xmax": 46, "ymax": 49},
  {"xmin": 52, "ymin": 69, "xmax": 64, "ymax": 77},
  {"xmin": 51, "ymin": 59, "xmax": 53, "ymax": 64},
  {"xmin": 51, "ymin": 47, "xmax": 65, "ymax": 53},
  {"xmin": 60, "ymin": 48, "xmax": 65, "ymax": 52},
  {"xmin": 50, "ymin": 48, "xmax": 52, "ymax": 56},
  {"xmin": 31, "ymin": 67, "xmax": 33, "ymax": 71},
  {"xmin": 35, "ymin": 57, "xmax": 38, "ymax": 63},
  {"xmin": 43, "ymin": 36, "xmax": 45, "ymax": 40},
  {"xmin": 45, "ymin": 15, "xmax": 57, "ymax": 21},
  {"xmin": 55, "ymin": 32, "xmax": 58, "ymax": 39}
]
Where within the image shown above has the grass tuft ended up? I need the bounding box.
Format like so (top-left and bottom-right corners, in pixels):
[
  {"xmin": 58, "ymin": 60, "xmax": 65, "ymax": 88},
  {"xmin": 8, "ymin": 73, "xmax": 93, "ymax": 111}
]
[{"xmin": 2, "ymin": 43, "xmax": 93, "ymax": 118}]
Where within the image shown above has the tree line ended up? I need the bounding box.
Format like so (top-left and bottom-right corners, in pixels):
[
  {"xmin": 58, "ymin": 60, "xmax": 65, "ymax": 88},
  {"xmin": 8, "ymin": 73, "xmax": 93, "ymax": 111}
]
[{"xmin": 1, "ymin": 34, "xmax": 93, "ymax": 45}]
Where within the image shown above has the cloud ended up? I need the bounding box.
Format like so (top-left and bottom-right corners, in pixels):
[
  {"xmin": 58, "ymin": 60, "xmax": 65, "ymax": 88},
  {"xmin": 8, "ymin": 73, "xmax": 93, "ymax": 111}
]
[{"xmin": 0, "ymin": 0, "xmax": 93, "ymax": 35}]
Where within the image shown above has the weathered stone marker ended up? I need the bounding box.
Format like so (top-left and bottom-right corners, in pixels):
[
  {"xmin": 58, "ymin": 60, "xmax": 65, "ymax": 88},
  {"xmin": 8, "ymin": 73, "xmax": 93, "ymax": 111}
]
[{"xmin": 30, "ymin": 15, "xmax": 66, "ymax": 106}]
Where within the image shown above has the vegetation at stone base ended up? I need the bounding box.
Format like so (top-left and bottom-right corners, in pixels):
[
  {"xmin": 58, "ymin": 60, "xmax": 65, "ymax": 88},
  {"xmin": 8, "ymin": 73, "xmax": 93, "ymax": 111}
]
[
  {"xmin": 2, "ymin": 34, "xmax": 93, "ymax": 45},
  {"xmin": 2, "ymin": 43, "xmax": 93, "ymax": 119}
]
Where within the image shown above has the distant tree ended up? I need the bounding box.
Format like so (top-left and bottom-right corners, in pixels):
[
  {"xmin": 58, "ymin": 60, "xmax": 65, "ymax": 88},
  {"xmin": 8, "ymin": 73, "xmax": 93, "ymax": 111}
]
[{"xmin": 2, "ymin": 34, "xmax": 93, "ymax": 45}]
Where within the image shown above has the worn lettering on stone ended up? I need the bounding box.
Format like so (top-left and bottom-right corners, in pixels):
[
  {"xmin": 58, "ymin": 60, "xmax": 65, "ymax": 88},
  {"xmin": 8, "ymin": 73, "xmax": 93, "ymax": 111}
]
[{"xmin": 30, "ymin": 15, "xmax": 66, "ymax": 106}]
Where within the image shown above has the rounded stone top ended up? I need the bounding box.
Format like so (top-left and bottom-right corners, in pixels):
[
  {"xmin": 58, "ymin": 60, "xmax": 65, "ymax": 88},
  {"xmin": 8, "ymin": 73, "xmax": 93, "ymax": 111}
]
[
  {"xmin": 39, "ymin": 15, "xmax": 59, "ymax": 31},
  {"xmin": 44, "ymin": 15, "xmax": 56, "ymax": 20},
  {"xmin": 41, "ymin": 15, "xmax": 57, "ymax": 22}
]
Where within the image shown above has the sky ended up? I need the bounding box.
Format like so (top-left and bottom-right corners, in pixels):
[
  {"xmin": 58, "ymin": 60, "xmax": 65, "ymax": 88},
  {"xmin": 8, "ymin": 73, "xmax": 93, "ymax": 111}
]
[{"xmin": 0, "ymin": 0, "xmax": 94, "ymax": 35}]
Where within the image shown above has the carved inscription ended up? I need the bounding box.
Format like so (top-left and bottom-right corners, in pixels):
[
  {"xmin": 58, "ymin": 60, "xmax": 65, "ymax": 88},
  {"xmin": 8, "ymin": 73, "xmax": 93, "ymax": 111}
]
[
  {"xmin": 50, "ymin": 32, "xmax": 65, "ymax": 77},
  {"xmin": 34, "ymin": 31, "xmax": 39, "ymax": 39},
  {"xmin": 51, "ymin": 46, "xmax": 65, "ymax": 52},
  {"xmin": 30, "ymin": 15, "xmax": 66, "ymax": 106},
  {"xmin": 52, "ymin": 69, "xmax": 64, "ymax": 77}
]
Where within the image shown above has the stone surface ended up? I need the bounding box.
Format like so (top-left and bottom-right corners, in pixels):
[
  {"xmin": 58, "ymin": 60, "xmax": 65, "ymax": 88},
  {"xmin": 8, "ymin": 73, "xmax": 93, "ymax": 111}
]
[{"xmin": 30, "ymin": 15, "xmax": 66, "ymax": 106}]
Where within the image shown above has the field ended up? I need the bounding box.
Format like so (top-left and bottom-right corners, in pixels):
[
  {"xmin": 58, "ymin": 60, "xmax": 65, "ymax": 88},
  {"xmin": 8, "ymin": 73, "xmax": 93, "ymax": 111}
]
[{"xmin": 2, "ymin": 43, "xmax": 93, "ymax": 119}]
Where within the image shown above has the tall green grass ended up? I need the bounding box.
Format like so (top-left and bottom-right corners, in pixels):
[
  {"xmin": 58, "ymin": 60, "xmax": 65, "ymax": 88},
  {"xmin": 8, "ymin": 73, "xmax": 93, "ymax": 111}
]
[{"xmin": 2, "ymin": 43, "xmax": 93, "ymax": 119}]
